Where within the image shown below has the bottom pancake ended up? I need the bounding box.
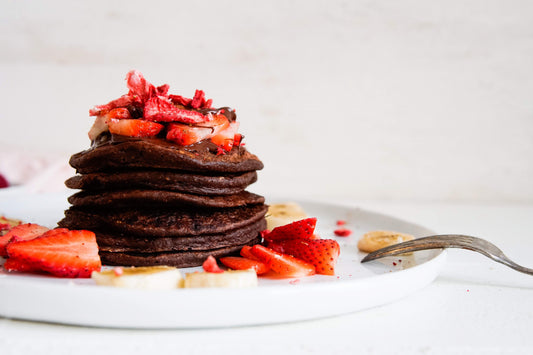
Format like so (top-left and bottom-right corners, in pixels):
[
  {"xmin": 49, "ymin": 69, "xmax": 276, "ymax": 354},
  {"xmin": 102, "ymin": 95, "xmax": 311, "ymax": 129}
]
[{"xmin": 99, "ymin": 236, "xmax": 261, "ymax": 268}]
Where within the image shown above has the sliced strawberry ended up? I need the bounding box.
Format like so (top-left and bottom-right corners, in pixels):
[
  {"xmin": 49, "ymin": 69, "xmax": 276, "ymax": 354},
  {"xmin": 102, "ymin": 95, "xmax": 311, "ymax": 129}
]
[
  {"xmin": 166, "ymin": 123, "xmax": 213, "ymax": 146},
  {"xmin": 107, "ymin": 118, "xmax": 163, "ymax": 137},
  {"xmin": 105, "ymin": 107, "xmax": 131, "ymax": 120},
  {"xmin": 3, "ymin": 258, "xmax": 40, "ymax": 273},
  {"xmin": 5, "ymin": 229, "xmax": 101, "ymax": 278},
  {"xmin": 269, "ymin": 239, "xmax": 340, "ymax": 276},
  {"xmin": 202, "ymin": 255, "xmax": 224, "ymax": 273},
  {"xmin": 219, "ymin": 256, "xmax": 270, "ymax": 275},
  {"xmin": 144, "ymin": 96, "xmax": 208, "ymax": 123},
  {"xmin": 0, "ymin": 223, "xmax": 49, "ymax": 257},
  {"xmin": 211, "ymin": 121, "xmax": 240, "ymax": 151},
  {"xmin": 264, "ymin": 218, "xmax": 318, "ymax": 242},
  {"xmin": 240, "ymin": 245, "xmax": 261, "ymax": 261},
  {"xmin": 166, "ymin": 114, "xmax": 229, "ymax": 146},
  {"xmin": 250, "ymin": 245, "xmax": 315, "ymax": 278}
]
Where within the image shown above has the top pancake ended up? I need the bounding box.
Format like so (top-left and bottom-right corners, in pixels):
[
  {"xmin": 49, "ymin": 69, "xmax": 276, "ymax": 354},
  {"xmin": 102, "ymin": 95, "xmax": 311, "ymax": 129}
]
[{"xmin": 69, "ymin": 133, "xmax": 264, "ymax": 174}]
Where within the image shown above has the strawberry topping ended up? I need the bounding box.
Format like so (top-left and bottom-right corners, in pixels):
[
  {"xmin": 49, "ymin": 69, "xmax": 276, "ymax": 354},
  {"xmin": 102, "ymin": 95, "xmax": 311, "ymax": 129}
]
[
  {"xmin": 88, "ymin": 71, "xmax": 240, "ymax": 150},
  {"xmin": 107, "ymin": 119, "xmax": 164, "ymax": 137},
  {"xmin": 144, "ymin": 96, "xmax": 209, "ymax": 123}
]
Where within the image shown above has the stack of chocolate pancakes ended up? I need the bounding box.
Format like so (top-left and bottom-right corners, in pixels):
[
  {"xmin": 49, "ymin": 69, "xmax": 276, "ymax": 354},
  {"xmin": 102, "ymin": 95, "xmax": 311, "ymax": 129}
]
[{"xmin": 59, "ymin": 132, "xmax": 267, "ymax": 267}]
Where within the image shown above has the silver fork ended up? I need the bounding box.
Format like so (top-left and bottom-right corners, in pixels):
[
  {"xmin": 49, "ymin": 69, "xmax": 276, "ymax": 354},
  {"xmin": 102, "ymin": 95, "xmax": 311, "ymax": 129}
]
[{"xmin": 360, "ymin": 234, "xmax": 533, "ymax": 276}]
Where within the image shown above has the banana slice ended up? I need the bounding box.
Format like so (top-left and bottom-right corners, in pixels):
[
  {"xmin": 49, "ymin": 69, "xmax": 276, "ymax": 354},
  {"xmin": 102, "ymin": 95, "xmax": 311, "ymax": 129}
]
[
  {"xmin": 266, "ymin": 203, "xmax": 307, "ymax": 230},
  {"xmin": 184, "ymin": 269, "xmax": 257, "ymax": 288},
  {"xmin": 357, "ymin": 230, "xmax": 415, "ymax": 253},
  {"xmin": 92, "ymin": 266, "xmax": 183, "ymax": 290}
]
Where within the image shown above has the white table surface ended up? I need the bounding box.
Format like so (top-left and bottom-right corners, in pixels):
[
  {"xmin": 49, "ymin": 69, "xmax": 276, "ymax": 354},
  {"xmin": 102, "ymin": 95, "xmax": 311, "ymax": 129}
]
[{"xmin": 1, "ymin": 198, "xmax": 532, "ymax": 355}]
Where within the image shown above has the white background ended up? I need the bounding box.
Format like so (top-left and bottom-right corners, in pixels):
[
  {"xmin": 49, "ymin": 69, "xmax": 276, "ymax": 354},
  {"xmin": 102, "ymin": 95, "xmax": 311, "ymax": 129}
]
[{"xmin": 1, "ymin": 0, "xmax": 532, "ymax": 202}]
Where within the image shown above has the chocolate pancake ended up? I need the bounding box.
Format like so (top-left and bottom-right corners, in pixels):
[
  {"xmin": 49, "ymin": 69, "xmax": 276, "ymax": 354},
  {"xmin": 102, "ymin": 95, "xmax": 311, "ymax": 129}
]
[
  {"xmin": 58, "ymin": 204, "xmax": 269, "ymax": 238},
  {"xmin": 99, "ymin": 236, "xmax": 262, "ymax": 268},
  {"xmin": 70, "ymin": 133, "xmax": 264, "ymax": 174},
  {"xmin": 68, "ymin": 189, "xmax": 264, "ymax": 209},
  {"xmin": 96, "ymin": 218, "xmax": 266, "ymax": 252},
  {"xmin": 65, "ymin": 170, "xmax": 257, "ymax": 195}
]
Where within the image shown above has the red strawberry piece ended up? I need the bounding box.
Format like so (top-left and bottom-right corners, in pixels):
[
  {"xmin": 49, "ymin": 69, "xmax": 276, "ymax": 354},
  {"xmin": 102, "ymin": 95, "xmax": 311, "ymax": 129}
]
[
  {"xmin": 105, "ymin": 107, "xmax": 132, "ymax": 120},
  {"xmin": 0, "ymin": 223, "xmax": 49, "ymax": 257},
  {"xmin": 240, "ymin": 245, "xmax": 261, "ymax": 261},
  {"xmin": 5, "ymin": 229, "xmax": 101, "ymax": 278},
  {"xmin": 89, "ymin": 94, "xmax": 138, "ymax": 116},
  {"xmin": 336, "ymin": 220, "xmax": 346, "ymax": 226},
  {"xmin": 264, "ymin": 218, "xmax": 318, "ymax": 242},
  {"xmin": 260, "ymin": 230, "xmax": 271, "ymax": 240},
  {"xmin": 168, "ymin": 94, "xmax": 192, "ymax": 107},
  {"xmin": 167, "ymin": 123, "xmax": 213, "ymax": 146},
  {"xmin": 166, "ymin": 114, "xmax": 229, "ymax": 146},
  {"xmin": 219, "ymin": 256, "xmax": 270, "ymax": 275},
  {"xmin": 250, "ymin": 245, "xmax": 315, "ymax": 278},
  {"xmin": 144, "ymin": 96, "xmax": 208, "ymax": 123},
  {"xmin": 3, "ymin": 258, "xmax": 40, "ymax": 273},
  {"xmin": 269, "ymin": 239, "xmax": 340, "ymax": 276},
  {"xmin": 0, "ymin": 173, "xmax": 9, "ymax": 188},
  {"xmin": 156, "ymin": 84, "xmax": 169, "ymax": 97},
  {"xmin": 334, "ymin": 228, "xmax": 352, "ymax": 237},
  {"xmin": 125, "ymin": 70, "xmax": 157, "ymax": 102},
  {"xmin": 211, "ymin": 121, "xmax": 240, "ymax": 151},
  {"xmin": 191, "ymin": 90, "xmax": 206, "ymax": 109},
  {"xmin": 107, "ymin": 118, "xmax": 163, "ymax": 137},
  {"xmin": 202, "ymin": 255, "xmax": 224, "ymax": 273}
]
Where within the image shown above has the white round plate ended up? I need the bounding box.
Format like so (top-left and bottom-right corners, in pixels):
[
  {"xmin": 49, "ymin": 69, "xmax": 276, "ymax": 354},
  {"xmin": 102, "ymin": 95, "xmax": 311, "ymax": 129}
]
[{"xmin": 0, "ymin": 189, "xmax": 445, "ymax": 328}]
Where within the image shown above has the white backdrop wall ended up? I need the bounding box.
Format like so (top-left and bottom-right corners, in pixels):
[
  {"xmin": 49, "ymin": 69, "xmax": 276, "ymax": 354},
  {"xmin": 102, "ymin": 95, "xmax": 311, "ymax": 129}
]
[{"xmin": 1, "ymin": 0, "xmax": 532, "ymax": 202}]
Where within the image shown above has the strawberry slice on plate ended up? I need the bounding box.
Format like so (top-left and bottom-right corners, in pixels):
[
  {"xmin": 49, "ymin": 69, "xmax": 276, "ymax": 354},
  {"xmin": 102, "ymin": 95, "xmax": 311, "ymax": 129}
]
[
  {"xmin": 5, "ymin": 229, "xmax": 101, "ymax": 278},
  {"xmin": 202, "ymin": 255, "xmax": 224, "ymax": 273},
  {"xmin": 263, "ymin": 218, "xmax": 317, "ymax": 242},
  {"xmin": 107, "ymin": 118, "xmax": 164, "ymax": 137},
  {"xmin": 268, "ymin": 239, "xmax": 340, "ymax": 276},
  {"xmin": 220, "ymin": 256, "xmax": 270, "ymax": 275},
  {"xmin": 250, "ymin": 245, "xmax": 315, "ymax": 278},
  {"xmin": 0, "ymin": 223, "xmax": 49, "ymax": 257}
]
